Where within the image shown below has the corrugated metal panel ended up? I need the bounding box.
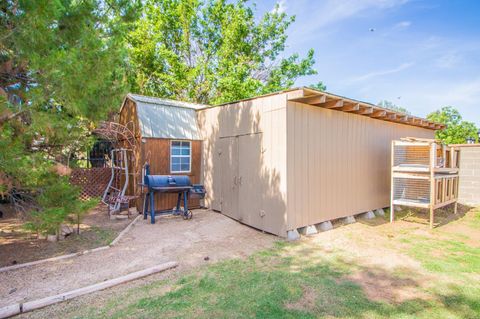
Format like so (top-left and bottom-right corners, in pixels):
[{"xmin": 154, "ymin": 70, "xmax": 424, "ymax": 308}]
[
  {"xmin": 286, "ymin": 101, "xmax": 435, "ymax": 231},
  {"xmin": 128, "ymin": 94, "xmax": 203, "ymax": 140}
]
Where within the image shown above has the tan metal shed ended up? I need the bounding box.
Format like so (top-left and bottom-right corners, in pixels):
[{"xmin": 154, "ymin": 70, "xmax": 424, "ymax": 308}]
[{"xmin": 197, "ymin": 87, "xmax": 442, "ymax": 237}]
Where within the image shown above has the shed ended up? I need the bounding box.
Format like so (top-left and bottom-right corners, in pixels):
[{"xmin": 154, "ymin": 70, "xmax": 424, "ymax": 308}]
[
  {"xmin": 197, "ymin": 87, "xmax": 443, "ymax": 237},
  {"xmin": 118, "ymin": 93, "xmax": 206, "ymax": 212}
]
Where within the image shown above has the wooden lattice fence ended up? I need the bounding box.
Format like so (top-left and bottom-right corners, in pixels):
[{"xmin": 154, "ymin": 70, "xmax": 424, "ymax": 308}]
[{"xmin": 70, "ymin": 168, "xmax": 112, "ymax": 200}]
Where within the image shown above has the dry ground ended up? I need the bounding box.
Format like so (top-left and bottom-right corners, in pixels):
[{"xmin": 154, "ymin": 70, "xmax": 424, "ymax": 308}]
[
  {"xmin": 0, "ymin": 204, "xmax": 131, "ymax": 268},
  {"xmin": 0, "ymin": 209, "xmax": 276, "ymax": 309},
  {"xmin": 2, "ymin": 205, "xmax": 479, "ymax": 318}
]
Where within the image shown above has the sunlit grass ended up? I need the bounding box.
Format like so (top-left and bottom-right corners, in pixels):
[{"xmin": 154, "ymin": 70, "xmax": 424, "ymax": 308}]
[{"xmin": 65, "ymin": 208, "xmax": 480, "ymax": 319}]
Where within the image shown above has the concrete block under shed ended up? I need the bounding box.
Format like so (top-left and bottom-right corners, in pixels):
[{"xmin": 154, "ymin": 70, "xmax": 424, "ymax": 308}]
[
  {"xmin": 298, "ymin": 225, "xmax": 318, "ymax": 236},
  {"xmin": 305, "ymin": 225, "xmax": 318, "ymax": 235},
  {"xmin": 317, "ymin": 221, "xmax": 333, "ymax": 232},
  {"xmin": 343, "ymin": 216, "xmax": 356, "ymax": 224},
  {"xmin": 375, "ymin": 208, "xmax": 385, "ymax": 217},
  {"xmin": 361, "ymin": 211, "xmax": 376, "ymax": 219},
  {"xmin": 287, "ymin": 229, "xmax": 300, "ymax": 241}
]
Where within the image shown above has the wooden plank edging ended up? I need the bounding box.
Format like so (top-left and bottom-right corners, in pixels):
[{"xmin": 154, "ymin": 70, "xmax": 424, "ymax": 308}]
[
  {"xmin": 0, "ymin": 304, "xmax": 20, "ymax": 319},
  {"xmin": 109, "ymin": 214, "xmax": 142, "ymax": 246},
  {"xmin": 0, "ymin": 214, "xmax": 142, "ymax": 274},
  {"xmin": 0, "ymin": 261, "xmax": 178, "ymax": 318}
]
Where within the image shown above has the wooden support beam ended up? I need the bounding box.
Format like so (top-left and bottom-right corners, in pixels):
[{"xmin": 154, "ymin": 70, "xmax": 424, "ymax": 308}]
[
  {"xmin": 421, "ymin": 120, "xmax": 431, "ymax": 127},
  {"xmin": 386, "ymin": 113, "xmax": 397, "ymax": 120},
  {"xmin": 321, "ymin": 99, "xmax": 344, "ymax": 109},
  {"xmin": 298, "ymin": 94, "xmax": 327, "ymax": 105},
  {"xmin": 356, "ymin": 106, "xmax": 373, "ymax": 115},
  {"xmin": 371, "ymin": 110, "xmax": 387, "ymax": 118},
  {"xmin": 340, "ymin": 103, "xmax": 360, "ymax": 112}
]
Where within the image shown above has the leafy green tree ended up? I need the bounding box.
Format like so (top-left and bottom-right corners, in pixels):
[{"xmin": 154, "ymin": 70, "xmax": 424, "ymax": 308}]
[
  {"xmin": 127, "ymin": 0, "xmax": 317, "ymax": 104},
  {"xmin": 309, "ymin": 81, "xmax": 327, "ymax": 92},
  {"xmin": 427, "ymin": 106, "xmax": 478, "ymax": 144},
  {"xmin": 1, "ymin": 0, "xmax": 139, "ymax": 233},
  {"xmin": 377, "ymin": 100, "xmax": 410, "ymax": 114}
]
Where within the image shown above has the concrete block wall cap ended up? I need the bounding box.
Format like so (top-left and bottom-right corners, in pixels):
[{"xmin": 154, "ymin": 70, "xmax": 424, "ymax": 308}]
[{"xmin": 287, "ymin": 229, "xmax": 300, "ymax": 241}]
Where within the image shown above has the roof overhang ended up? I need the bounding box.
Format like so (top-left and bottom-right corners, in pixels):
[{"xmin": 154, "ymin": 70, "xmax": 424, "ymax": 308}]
[{"xmin": 289, "ymin": 88, "xmax": 445, "ymax": 131}]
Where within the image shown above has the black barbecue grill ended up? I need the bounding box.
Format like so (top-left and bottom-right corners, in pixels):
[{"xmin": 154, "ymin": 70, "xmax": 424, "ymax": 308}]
[{"xmin": 142, "ymin": 164, "xmax": 206, "ymax": 223}]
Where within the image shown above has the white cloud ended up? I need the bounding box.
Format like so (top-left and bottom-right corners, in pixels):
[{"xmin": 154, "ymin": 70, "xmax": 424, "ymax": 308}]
[
  {"xmin": 437, "ymin": 78, "xmax": 480, "ymax": 105},
  {"xmin": 272, "ymin": 0, "xmax": 287, "ymax": 14},
  {"xmin": 435, "ymin": 51, "xmax": 462, "ymax": 69},
  {"xmin": 394, "ymin": 20, "xmax": 411, "ymax": 29},
  {"xmin": 350, "ymin": 62, "xmax": 414, "ymax": 82},
  {"xmin": 305, "ymin": 0, "xmax": 409, "ymax": 29}
]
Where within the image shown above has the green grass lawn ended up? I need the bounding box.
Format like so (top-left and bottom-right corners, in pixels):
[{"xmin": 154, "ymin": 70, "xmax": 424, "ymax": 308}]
[{"xmin": 62, "ymin": 207, "xmax": 480, "ymax": 319}]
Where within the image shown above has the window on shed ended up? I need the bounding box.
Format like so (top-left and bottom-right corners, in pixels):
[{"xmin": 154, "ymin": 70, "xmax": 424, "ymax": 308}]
[{"xmin": 170, "ymin": 141, "xmax": 191, "ymax": 173}]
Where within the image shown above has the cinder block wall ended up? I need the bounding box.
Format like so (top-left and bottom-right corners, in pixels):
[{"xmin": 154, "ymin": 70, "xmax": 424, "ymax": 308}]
[{"xmin": 458, "ymin": 146, "xmax": 480, "ymax": 206}]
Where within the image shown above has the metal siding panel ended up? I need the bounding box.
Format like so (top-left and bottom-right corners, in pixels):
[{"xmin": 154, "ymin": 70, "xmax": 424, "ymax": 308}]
[
  {"xmin": 136, "ymin": 102, "xmax": 201, "ymax": 140},
  {"xmin": 198, "ymin": 94, "xmax": 288, "ymax": 236},
  {"xmin": 286, "ymin": 102, "xmax": 435, "ymax": 230}
]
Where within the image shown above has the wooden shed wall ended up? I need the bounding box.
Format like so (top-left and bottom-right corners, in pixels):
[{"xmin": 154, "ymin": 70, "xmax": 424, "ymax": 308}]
[
  {"xmin": 286, "ymin": 101, "xmax": 435, "ymax": 231},
  {"xmin": 118, "ymin": 98, "xmax": 142, "ymax": 207},
  {"xmin": 141, "ymin": 138, "xmax": 202, "ymax": 212},
  {"xmin": 118, "ymin": 98, "xmax": 202, "ymax": 212},
  {"xmin": 197, "ymin": 93, "xmax": 289, "ymax": 236}
]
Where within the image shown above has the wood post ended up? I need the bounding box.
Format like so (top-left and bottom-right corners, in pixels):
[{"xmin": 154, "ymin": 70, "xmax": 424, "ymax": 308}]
[
  {"xmin": 390, "ymin": 141, "xmax": 395, "ymax": 223},
  {"xmin": 21, "ymin": 262, "xmax": 178, "ymax": 314},
  {"xmin": 429, "ymin": 143, "xmax": 436, "ymax": 229}
]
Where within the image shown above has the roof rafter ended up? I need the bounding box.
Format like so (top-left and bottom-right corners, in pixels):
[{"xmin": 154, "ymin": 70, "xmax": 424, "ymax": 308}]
[{"xmin": 289, "ymin": 88, "xmax": 445, "ymax": 130}]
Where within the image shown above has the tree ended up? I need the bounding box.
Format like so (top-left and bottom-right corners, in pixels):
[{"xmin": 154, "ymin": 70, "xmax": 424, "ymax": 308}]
[
  {"xmin": 127, "ymin": 0, "xmax": 317, "ymax": 104},
  {"xmin": 308, "ymin": 81, "xmax": 327, "ymax": 92},
  {"xmin": 0, "ymin": 0, "xmax": 139, "ymax": 233},
  {"xmin": 377, "ymin": 100, "xmax": 410, "ymax": 114},
  {"xmin": 427, "ymin": 106, "xmax": 478, "ymax": 144}
]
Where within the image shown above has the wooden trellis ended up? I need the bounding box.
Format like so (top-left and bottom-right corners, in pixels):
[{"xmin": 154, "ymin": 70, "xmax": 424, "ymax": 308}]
[{"xmin": 70, "ymin": 167, "xmax": 112, "ymax": 200}]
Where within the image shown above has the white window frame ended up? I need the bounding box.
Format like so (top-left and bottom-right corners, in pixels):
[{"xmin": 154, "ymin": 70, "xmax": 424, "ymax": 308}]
[{"xmin": 170, "ymin": 140, "xmax": 191, "ymax": 173}]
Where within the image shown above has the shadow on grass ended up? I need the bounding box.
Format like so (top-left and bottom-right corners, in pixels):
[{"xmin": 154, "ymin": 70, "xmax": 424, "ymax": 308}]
[{"xmin": 391, "ymin": 203, "xmax": 472, "ymax": 228}]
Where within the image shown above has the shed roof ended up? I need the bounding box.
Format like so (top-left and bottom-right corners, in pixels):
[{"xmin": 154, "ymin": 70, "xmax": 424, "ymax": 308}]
[
  {"xmin": 125, "ymin": 94, "xmax": 205, "ymax": 140},
  {"xmin": 207, "ymin": 87, "xmax": 444, "ymax": 130},
  {"xmin": 291, "ymin": 88, "xmax": 445, "ymax": 130}
]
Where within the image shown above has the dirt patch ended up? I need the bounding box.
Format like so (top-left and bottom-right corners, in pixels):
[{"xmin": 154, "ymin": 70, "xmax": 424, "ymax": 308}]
[
  {"xmin": 0, "ymin": 209, "xmax": 276, "ymax": 308},
  {"xmin": 346, "ymin": 269, "xmax": 431, "ymax": 304},
  {"xmin": 285, "ymin": 285, "xmax": 317, "ymax": 311},
  {"xmin": 0, "ymin": 204, "xmax": 131, "ymax": 267}
]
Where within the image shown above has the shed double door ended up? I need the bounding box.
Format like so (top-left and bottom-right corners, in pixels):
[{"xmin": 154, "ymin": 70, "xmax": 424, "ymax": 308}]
[{"xmin": 218, "ymin": 133, "xmax": 263, "ymax": 226}]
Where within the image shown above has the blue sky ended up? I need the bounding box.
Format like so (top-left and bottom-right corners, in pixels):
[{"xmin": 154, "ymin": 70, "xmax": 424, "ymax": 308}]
[{"xmin": 255, "ymin": 0, "xmax": 480, "ymax": 126}]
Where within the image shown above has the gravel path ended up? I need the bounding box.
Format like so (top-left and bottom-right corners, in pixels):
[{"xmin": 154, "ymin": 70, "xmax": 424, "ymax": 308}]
[{"xmin": 0, "ymin": 209, "xmax": 276, "ymax": 308}]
